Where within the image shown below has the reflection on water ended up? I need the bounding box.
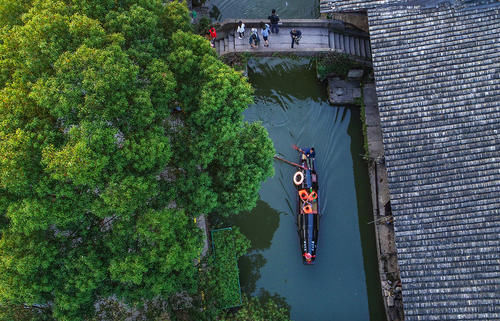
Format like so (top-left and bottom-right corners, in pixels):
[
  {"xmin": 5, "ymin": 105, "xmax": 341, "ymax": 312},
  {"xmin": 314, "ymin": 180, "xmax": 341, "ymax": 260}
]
[
  {"xmin": 229, "ymin": 58, "xmax": 384, "ymax": 321},
  {"xmin": 225, "ymin": 200, "xmax": 280, "ymax": 294},
  {"xmin": 249, "ymin": 59, "xmax": 323, "ymax": 111},
  {"xmin": 205, "ymin": 0, "xmax": 319, "ymax": 20},
  {"xmin": 238, "ymin": 253, "xmax": 266, "ymax": 295},
  {"xmin": 228, "ymin": 200, "xmax": 281, "ymax": 250},
  {"xmin": 348, "ymin": 108, "xmax": 386, "ymax": 319},
  {"xmin": 209, "ymin": 5, "xmax": 221, "ymax": 21}
]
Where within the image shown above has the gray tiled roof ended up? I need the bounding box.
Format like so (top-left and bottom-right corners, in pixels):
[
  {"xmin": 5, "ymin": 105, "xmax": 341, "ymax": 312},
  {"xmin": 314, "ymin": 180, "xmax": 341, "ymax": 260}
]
[
  {"xmin": 321, "ymin": 0, "xmax": 393, "ymax": 12},
  {"xmin": 322, "ymin": 0, "xmax": 499, "ymax": 13},
  {"xmin": 368, "ymin": 1, "xmax": 500, "ymax": 320}
]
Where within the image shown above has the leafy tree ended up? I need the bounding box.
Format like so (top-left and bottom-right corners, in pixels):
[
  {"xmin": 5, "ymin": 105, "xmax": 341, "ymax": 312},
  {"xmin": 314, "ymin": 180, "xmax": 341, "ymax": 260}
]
[
  {"xmin": 0, "ymin": 0, "xmax": 274, "ymax": 319},
  {"xmin": 219, "ymin": 295, "xmax": 291, "ymax": 321},
  {"xmin": 0, "ymin": 0, "xmax": 33, "ymax": 29}
]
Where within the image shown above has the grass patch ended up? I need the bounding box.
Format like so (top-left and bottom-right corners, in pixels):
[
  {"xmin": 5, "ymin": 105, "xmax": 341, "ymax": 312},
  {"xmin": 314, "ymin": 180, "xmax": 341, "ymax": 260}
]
[{"xmin": 211, "ymin": 228, "xmax": 242, "ymax": 309}]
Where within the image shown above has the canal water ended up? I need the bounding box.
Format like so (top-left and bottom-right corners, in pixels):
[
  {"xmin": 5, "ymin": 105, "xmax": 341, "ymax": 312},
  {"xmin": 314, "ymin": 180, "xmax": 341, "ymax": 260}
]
[
  {"xmin": 223, "ymin": 58, "xmax": 385, "ymax": 321},
  {"xmin": 204, "ymin": 0, "xmax": 319, "ymax": 20}
]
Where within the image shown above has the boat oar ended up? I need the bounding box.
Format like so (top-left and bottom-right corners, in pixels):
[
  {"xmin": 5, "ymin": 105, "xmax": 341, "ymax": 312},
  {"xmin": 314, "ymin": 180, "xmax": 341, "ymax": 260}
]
[
  {"xmin": 274, "ymin": 155, "xmax": 307, "ymax": 170},
  {"xmin": 292, "ymin": 145, "xmax": 312, "ymax": 169},
  {"xmin": 292, "ymin": 144, "xmax": 305, "ymax": 155}
]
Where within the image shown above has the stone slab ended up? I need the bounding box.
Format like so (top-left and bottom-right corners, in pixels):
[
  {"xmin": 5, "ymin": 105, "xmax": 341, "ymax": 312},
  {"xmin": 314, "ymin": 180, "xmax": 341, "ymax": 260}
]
[
  {"xmin": 367, "ymin": 126, "xmax": 384, "ymax": 159},
  {"xmin": 327, "ymin": 78, "xmax": 362, "ymax": 105},
  {"xmin": 347, "ymin": 69, "xmax": 364, "ymax": 80}
]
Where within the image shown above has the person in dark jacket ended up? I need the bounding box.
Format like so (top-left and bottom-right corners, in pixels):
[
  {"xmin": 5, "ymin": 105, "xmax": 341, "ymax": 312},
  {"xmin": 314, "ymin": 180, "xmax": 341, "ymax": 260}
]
[
  {"xmin": 290, "ymin": 28, "xmax": 302, "ymax": 48},
  {"xmin": 268, "ymin": 9, "xmax": 280, "ymax": 34}
]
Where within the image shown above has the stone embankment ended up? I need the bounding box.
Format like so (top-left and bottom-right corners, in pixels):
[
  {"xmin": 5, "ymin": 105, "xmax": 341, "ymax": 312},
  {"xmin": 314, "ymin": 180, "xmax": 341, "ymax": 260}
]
[
  {"xmin": 327, "ymin": 74, "xmax": 405, "ymax": 321},
  {"xmin": 363, "ymin": 83, "xmax": 405, "ymax": 321}
]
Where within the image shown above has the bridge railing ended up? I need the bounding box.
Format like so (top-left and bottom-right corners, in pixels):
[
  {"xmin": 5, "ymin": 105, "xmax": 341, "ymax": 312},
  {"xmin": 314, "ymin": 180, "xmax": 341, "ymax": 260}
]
[{"xmin": 213, "ymin": 19, "xmax": 369, "ymax": 41}]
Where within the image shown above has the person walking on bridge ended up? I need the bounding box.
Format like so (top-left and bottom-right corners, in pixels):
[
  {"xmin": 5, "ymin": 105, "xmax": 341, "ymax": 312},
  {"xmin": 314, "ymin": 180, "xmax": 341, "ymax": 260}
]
[
  {"xmin": 290, "ymin": 28, "xmax": 302, "ymax": 48},
  {"xmin": 261, "ymin": 22, "xmax": 270, "ymax": 47},
  {"xmin": 268, "ymin": 9, "xmax": 280, "ymax": 34}
]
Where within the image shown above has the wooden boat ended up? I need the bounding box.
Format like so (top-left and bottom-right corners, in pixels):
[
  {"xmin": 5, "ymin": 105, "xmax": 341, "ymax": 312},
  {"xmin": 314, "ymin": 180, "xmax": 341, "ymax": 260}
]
[{"xmin": 293, "ymin": 147, "xmax": 319, "ymax": 264}]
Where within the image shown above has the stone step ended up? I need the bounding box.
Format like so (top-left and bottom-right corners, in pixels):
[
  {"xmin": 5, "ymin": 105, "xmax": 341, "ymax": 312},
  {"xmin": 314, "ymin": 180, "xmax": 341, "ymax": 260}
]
[
  {"xmin": 365, "ymin": 39, "xmax": 372, "ymax": 58},
  {"xmin": 224, "ymin": 36, "xmax": 229, "ymax": 53},
  {"xmin": 360, "ymin": 38, "xmax": 366, "ymax": 57},
  {"xmin": 216, "ymin": 39, "xmax": 221, "ymax": 55},
  {"xmin": 229, "ymin": 34, "xmax": 235, "ymax": 52},
  {"xmin": 328, "ymin": 31, "xmax": 335, "ymax": 49},
  {"xmin": 354, "ymin": 37, "xmax": 360, "ymax": 56},
  {"xmin": 336, "ymin": 34, "xmax": 344, "ymax": 51}
]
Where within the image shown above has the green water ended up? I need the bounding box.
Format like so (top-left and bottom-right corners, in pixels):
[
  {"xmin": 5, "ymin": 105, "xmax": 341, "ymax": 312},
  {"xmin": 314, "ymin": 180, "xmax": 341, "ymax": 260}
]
[
  {"xmin": 204, "ymin": 0, "xmax": 319, "ymax": 21},
  {"xmin": 225, "ymin": 58, "xmax": 385, "ymax": 321}
]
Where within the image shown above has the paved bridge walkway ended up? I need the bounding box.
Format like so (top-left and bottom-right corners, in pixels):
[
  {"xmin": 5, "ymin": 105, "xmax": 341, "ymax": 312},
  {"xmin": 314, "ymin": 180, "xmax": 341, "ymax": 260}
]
[{"xmin": 214, "ymin": 19, "xmax": 372, "ymax": 59}]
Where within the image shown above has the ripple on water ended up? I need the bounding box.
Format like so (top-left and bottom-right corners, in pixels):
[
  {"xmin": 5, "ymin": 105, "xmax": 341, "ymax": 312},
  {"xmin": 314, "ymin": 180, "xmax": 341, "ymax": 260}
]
[
  {"xmin": 237, "ymin": 57, "xmax": 378, "ymax": 321},
  {"xmin": 204, "ymin": 0, "xmax": 319, "ymax": 20}
]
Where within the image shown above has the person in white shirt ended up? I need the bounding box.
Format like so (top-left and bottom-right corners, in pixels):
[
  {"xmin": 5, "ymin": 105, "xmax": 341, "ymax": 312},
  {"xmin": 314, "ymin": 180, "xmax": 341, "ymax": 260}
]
[{"xmin": 237, "ymin": 21, "xmax": 245, "ymax": 39}]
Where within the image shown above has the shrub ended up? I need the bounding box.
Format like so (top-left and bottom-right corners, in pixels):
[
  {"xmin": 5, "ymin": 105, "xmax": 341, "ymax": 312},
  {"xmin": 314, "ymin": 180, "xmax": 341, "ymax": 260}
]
[
  {"xmin": 211, "ymin": 228, "xmax": 248, "ymax": 308},
  {"xmin": 316, "ymin": 52, "xmax": 365, "ymax": 81}
]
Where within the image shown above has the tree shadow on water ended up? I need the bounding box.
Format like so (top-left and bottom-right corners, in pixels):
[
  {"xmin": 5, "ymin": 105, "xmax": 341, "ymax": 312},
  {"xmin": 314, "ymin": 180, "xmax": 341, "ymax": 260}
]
[
  {"xmin": 256, "ymin": 288, "xmax": 291, "ymax": 318},
  {"xmin": 347, "ymin": 107, "xmax": 385, "ymax": 321},
  {"xmin": 227, "ymin": 200, "xmax": 280, "ymax": 251},
  {"xmin": 238, "ymin": 252, "xmax": 266, "ymax": 295},
  {"xmin": 209, "ymin": 5, "xmax": 221, "ymax": 21},
  {"xmin": 226, "ymin": 200, "xmax": 281, "ymax": 296}
]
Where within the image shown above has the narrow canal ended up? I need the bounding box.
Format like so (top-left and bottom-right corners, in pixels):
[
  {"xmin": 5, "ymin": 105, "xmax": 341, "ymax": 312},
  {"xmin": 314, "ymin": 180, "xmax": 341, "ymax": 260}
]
[
  {"xmin": 223, "ymin": 58, "xmax": 385, "ymax": 321},
  {"xmin": 205, "ymin": 0, "xmax": 319, "ymax": 20}
]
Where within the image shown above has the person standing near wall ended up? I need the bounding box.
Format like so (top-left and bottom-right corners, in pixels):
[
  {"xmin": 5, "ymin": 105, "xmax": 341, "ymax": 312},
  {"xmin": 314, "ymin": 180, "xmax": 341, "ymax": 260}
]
[{"xmin": 268, "ymin": 9, "xmax": 280, "ymax": 34}]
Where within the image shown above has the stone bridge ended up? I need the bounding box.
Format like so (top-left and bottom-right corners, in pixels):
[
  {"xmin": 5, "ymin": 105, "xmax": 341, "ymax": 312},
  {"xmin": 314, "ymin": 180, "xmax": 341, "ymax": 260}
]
[{"xmin": 214, "ymin": 19, "xmax": 372, "ymax": 59}]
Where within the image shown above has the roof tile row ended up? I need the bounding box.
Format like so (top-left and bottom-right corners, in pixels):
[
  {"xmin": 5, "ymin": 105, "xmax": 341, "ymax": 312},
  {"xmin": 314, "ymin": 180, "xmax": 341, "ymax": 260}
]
[{"xmin": 366, "ymin": 1, "xmax": 500, "ymax": 319}]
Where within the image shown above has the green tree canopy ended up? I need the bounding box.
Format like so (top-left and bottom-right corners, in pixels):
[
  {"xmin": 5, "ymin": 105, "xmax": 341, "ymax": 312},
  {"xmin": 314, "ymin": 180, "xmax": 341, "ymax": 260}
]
[
  {"xmin": 0, "ymin": 0, "xmax": 274, "ymax": 319},
  {"xmin": 220, "ymin": 294, "xmax": 291, "ymax": 321}
]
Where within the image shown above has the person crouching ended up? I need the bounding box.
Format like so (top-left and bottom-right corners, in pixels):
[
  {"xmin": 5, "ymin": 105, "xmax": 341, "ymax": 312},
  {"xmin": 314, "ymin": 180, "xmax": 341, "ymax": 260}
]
[
  {"xmin": 249, "ymin": 28, "xmax": 260, "ymax": 49},
  {"xmin": 290, "ymin": 28, "xmax": 302, "ymax": 49}
]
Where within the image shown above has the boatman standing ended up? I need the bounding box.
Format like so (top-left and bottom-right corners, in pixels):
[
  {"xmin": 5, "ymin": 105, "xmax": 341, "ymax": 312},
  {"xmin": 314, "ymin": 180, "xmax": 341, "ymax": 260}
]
[
  {"xmin": 304, "ymin": 147, "xmax": 315, "ymax": 159},
  {"xmin": 300, "ymin": 147, "xmax": 315, "ymax": 159},
  {"xmin": 300, "ymin": 147, "xmax": 315, "ymax": 169}
]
